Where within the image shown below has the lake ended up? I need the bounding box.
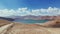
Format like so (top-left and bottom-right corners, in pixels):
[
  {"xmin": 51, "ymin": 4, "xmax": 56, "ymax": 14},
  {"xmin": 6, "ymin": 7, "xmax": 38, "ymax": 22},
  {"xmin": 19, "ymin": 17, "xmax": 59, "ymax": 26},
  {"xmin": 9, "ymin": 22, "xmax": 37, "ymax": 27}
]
[{"xmin": 14, "ymin": 19, "xmax": 49, "ymax": 24}]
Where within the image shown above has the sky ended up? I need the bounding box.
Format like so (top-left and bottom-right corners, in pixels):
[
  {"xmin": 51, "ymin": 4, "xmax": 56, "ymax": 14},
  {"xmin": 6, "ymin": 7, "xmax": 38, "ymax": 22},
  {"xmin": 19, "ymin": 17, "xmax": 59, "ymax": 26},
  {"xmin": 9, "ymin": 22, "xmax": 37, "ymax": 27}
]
[{"xmin": 0, "ymin": 0, "xmax": 60, "ymax": 17}]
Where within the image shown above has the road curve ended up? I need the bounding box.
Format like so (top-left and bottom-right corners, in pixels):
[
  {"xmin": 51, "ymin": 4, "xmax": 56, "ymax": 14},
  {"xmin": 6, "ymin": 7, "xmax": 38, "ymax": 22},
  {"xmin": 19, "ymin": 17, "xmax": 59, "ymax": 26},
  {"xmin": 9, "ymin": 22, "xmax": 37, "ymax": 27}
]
[{"xmin": 0, "ymin": 23, "xmax": 13, "ymax": 34}]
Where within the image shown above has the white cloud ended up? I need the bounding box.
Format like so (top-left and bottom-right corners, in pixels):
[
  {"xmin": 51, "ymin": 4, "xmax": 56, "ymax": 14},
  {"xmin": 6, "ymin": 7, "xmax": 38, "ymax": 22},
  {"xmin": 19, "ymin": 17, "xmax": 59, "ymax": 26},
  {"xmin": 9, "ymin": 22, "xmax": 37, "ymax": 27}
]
[
  {"xmin": 0, "ymin": 9, "xmax": 16, "ymax": 17},
  {"xmin": 0, "ymin": 7, "xmax": 60, "ymax": 17}
]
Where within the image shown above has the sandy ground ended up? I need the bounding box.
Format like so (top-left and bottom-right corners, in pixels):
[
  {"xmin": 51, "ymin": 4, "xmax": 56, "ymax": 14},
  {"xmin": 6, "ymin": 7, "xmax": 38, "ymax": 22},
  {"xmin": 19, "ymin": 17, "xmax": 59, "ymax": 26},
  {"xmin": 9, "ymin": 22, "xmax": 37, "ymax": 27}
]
[
  {"xmin": 45, "ymin": 28, "xmax": 60, "ymax": 34},
  {"xmin": 0, "ymin": 22, "xmax": 60, "ymax": 34},
  {"xmin": 5, "ymin": 23, "xmax": 60, "ymax": 34}
]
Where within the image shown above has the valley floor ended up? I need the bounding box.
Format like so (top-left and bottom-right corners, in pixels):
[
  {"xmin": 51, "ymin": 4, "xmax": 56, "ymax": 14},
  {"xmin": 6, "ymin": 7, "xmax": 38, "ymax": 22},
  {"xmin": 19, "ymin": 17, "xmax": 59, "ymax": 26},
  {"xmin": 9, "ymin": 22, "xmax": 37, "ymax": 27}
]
[{"xmin": 0, "ymin": 23, "xmax": 60, "ymax": 34}]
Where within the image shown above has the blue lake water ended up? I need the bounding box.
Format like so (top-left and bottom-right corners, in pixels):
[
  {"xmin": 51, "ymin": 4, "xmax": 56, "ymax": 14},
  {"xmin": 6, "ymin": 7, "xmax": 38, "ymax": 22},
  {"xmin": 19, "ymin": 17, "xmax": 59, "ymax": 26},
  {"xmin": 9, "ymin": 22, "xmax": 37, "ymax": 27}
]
[{"xmin": 14, "ymin": 19, "xmax": 49, "ymax": 24}]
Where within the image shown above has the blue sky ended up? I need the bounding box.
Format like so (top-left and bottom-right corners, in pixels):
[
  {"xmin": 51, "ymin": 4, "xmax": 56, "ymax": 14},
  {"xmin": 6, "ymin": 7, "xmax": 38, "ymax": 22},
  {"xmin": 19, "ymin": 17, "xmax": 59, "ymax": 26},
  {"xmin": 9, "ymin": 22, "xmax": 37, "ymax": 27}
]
[
  {"xmin": 0, "ymin": 0, "xmax": 60, "ymax": 9},
  {"xmin": 0, "ymin": 0, "xmax": 60, "ymax": 17}
]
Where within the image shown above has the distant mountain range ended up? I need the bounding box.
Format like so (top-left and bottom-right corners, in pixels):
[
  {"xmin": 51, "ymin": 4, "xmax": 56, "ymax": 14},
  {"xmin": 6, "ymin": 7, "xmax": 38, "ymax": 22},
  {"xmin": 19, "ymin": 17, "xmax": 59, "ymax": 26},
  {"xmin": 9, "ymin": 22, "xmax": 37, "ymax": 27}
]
[
  {"xmin": 0, "ymin": 15, "xmax": 60, "ymax": 21},
  {"xmin": 8, "ymin": 15, "xmax": 60, "ymax": 20}
]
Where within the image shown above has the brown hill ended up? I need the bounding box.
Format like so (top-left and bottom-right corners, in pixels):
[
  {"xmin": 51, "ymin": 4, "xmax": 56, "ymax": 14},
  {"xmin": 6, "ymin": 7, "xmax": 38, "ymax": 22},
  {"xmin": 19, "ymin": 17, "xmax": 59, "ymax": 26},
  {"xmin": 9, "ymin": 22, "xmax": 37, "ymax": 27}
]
[{"xmin": 42, "ymin": 19, "xmax": 60, "ymax": 27}]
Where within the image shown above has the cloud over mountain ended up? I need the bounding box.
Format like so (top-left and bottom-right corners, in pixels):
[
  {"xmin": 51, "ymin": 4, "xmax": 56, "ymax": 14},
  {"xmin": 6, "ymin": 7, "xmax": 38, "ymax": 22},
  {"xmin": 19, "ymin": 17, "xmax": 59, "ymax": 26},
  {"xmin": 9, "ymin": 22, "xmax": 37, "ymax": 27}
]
[{"xmin": 0, "ymin": 7, "xmax": 60, "ymax": 17}]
